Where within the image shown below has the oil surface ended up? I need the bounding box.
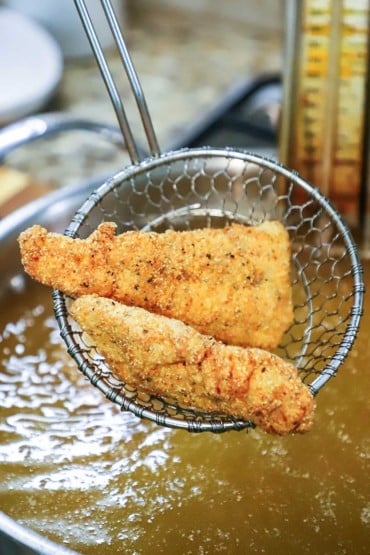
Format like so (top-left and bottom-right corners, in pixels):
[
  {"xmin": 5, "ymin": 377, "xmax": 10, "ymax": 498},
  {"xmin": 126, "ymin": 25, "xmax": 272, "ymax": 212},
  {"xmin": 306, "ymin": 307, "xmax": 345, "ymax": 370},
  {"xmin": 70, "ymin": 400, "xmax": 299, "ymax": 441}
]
[{"xmin": 0, "ymin": 273, "xmax": 369, "ymax": 555}]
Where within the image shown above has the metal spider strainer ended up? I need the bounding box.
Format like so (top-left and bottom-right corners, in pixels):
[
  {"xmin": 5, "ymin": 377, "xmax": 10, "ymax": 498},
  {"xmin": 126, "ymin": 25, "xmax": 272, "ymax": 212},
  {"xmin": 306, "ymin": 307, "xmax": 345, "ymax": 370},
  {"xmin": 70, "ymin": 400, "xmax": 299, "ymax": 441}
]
[{"xmin": 53, "ymin": 0, "xmax": 365, "ymax": 433}]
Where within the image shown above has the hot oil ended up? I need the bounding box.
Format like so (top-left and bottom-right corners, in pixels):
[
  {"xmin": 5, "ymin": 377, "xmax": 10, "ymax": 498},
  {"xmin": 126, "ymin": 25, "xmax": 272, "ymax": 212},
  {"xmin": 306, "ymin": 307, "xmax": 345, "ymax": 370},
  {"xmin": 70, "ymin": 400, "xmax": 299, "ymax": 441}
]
[{"xmin": 0, "ymin": 275, "xmax": 369, "ymax": 554}]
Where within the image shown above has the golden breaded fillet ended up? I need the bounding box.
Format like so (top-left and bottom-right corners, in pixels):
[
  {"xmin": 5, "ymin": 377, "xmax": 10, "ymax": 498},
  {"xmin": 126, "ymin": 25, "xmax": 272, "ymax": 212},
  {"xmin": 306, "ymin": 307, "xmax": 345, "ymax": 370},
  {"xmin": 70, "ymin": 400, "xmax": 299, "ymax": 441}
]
[
  {"xmin": 18, "ymin": 221, "xmax": 293, "ymax": 349},
  {"xmin": 70, "ymin": 295, "xmax": 315, "ymax": 435}
]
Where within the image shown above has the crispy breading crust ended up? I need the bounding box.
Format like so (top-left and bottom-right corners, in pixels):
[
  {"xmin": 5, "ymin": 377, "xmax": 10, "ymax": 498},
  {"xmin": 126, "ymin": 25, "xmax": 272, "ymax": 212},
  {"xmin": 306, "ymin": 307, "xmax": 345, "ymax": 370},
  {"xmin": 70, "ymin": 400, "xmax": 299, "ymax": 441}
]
[
  {"xmin": 70, "ymin": 295, "xmax": 315, "ymax": 435},
  {"xmin": 18, "ymin": 221, "xmax": 293, "ymax": 350}
]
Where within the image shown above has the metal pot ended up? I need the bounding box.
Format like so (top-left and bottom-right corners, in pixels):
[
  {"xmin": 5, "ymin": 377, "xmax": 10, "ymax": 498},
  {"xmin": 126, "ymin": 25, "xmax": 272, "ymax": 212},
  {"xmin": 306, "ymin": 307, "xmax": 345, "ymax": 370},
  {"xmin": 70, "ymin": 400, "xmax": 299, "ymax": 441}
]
[
  {"xmin": 0, "ymin": 113, "xmax": 119, "ymax": 555},
  {"xmin": 0, "ymin": 192, "xmax": 90, "ymax": 554}
]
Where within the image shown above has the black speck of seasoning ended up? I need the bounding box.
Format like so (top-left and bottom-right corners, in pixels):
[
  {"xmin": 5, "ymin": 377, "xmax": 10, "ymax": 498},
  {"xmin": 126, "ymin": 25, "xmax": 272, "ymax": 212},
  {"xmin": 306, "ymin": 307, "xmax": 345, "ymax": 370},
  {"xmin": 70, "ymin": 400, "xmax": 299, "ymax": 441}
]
[
  {"xmin": 134, "ymin": 284, "xmax": 139, "ymax": 290},
  {"xmin": 228, "ymin": 253, "xmax": 235, "ymax": 258},
  {"xmin": 82, "ymin": 282, "xmax": 89, "ymax": 288},
  {"xmin": 143, "ymin": 329, "xmax": 148, "ymax": 334},
  {"xmin": 261, "ymin": 367, "xmax": 266, "ymax": 373},
  {"xmin": 206, "ymin": 253, "xmax": 212, "ymax": 259},
  {"xmin": 147, "ymin": 277, "xmax": 153, "ymax": 283}
]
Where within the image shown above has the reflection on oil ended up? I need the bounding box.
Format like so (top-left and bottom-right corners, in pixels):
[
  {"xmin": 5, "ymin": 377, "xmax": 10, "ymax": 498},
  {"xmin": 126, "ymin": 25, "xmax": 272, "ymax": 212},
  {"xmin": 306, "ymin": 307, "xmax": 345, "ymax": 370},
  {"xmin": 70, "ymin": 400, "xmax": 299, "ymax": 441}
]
[{"xmin": 0, "ymin": 273, "xmax": 369, "ymax": 554}]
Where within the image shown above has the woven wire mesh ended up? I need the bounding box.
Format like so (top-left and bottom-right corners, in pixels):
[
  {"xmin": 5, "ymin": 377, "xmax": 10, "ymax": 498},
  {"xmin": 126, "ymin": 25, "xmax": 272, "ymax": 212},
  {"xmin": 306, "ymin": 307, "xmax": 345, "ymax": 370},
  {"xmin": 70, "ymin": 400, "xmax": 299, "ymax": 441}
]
[{"xmin": 53, "ymin": 148, "xmax": 364, "ymax": 432}]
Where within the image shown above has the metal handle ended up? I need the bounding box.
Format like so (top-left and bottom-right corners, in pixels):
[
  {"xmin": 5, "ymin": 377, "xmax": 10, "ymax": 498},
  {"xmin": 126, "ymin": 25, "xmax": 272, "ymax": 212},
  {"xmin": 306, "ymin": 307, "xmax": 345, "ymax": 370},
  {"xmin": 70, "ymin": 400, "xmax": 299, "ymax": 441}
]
[
  {"xmin": 73, "ymin": 0, "xmax": 160, "ymax": 163},
  {"xmin": 0, "ymin": 111, "xmax": 132, "ymax": 231},
  {"xmin": 0, "ymin": 112, "xmax": 125, "ymax": 162}
]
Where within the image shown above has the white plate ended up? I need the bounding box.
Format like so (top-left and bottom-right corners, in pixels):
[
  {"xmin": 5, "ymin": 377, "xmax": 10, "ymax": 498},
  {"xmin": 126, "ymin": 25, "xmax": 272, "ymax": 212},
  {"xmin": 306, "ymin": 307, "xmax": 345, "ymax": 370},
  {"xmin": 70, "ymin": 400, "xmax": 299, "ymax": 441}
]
[{"xmin": 0, "ymin": 8, "xmax": 63, "ymax": 125}]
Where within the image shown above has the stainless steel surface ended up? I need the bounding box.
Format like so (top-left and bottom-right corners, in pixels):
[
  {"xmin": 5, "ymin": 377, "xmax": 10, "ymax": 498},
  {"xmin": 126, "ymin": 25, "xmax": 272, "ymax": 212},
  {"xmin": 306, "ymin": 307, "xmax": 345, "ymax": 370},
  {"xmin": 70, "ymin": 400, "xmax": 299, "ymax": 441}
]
[{"xmin": 0, "ymin": 510, "xmax": 78, "ymax": 555}]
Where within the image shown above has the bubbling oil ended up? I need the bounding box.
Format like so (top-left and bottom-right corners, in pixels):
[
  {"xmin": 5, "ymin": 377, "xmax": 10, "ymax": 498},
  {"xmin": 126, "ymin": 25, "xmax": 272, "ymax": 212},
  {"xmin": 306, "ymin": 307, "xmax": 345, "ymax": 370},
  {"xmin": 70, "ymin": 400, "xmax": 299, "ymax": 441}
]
[{"xmin": 0, "ymin": 277, "xmax": 369, "ymax": 554}]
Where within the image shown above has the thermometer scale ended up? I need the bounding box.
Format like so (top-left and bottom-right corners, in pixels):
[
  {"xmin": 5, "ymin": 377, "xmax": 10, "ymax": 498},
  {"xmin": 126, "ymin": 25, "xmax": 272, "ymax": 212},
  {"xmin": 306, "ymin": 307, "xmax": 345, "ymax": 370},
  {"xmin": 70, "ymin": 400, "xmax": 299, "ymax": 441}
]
[{"xmin": 280, "ymin": 0, "xmax": 370, "ymax": 228}]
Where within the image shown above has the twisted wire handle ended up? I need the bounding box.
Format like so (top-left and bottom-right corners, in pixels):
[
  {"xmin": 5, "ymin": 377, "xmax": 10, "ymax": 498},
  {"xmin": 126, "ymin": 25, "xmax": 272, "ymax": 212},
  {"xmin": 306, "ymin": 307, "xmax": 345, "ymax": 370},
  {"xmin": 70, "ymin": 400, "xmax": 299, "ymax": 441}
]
[{"xmin": 73, "ymin": 0, "xmax": 160, "ymax": 163}]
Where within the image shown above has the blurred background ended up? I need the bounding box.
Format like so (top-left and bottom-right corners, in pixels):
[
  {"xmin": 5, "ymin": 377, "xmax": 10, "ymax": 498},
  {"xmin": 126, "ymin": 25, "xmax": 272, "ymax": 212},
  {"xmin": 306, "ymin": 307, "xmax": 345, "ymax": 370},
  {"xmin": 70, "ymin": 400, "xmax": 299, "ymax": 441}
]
[{"xmin": 0, "ymin": 0, "xmax": 283, "ymax": 199}]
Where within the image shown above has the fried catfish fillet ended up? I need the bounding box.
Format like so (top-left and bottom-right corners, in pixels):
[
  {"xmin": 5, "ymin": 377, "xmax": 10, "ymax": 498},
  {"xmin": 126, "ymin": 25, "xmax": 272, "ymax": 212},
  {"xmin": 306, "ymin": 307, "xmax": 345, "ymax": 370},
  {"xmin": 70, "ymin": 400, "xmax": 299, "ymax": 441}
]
[
  {"xmin": 70, "ymin": 295, "xmax": 314, "ymax": 435},
  {"xmin": 18, "ymin": 221, "xmax": 293, "ymax": 349}
]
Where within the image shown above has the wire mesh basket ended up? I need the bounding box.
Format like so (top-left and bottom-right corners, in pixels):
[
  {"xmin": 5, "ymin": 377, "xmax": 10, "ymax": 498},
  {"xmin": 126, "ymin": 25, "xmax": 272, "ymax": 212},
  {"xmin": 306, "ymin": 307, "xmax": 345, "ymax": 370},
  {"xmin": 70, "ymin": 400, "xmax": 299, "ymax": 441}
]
[
  {"xmin": 53, "ymin": 148, "xmax": 365, "ymax": 432},
  {"xmin": 50, "ymin": 0, "xmax": 365, "ymax": 432}
]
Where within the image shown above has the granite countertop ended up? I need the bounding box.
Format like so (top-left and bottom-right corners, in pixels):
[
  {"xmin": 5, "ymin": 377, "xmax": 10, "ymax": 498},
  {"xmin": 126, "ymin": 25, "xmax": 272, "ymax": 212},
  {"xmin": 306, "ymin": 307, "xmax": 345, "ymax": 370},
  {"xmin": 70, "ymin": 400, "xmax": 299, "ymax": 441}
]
[{"xmin": 6, "ymin": 5, "xmax": 283, "ymax": 187}]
